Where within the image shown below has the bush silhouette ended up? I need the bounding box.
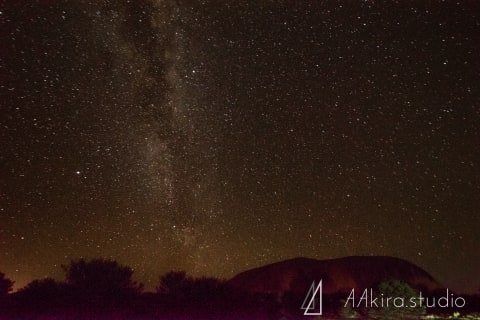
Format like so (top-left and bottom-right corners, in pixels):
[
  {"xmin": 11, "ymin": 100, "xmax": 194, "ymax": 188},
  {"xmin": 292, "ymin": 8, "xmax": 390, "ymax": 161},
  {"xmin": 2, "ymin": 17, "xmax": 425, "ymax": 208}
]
[
  {"xmin": 0, "ymin": 272, "xmax": 13, "ymax": 297},
  {"xmin": 14, "ymin": 278, "xmax": 68, "ymax": 312},
  {"xmin": 185, "ymin": 277, "xmax": 224, "ymax": 303},
  {"xmin": 156, "ymin": 271, "xmax": 259, "ymax": 318},
  {"xmin": 62, "ymin": 258, "xmax": 143, "ymax": 300},
  {"xmin": 156, "ymin": 270, "xmax": 190, "ymax": 296},
  {"xmin": 157, "ymin": 271, "xmax": 224, "ymax": 302},
  {"xmin": 367, "ymin": 279, "xmax": 426, "ymax": 319},
  {"xmin": 0, "ymin": 272, "xmax": 13, "ymax": 314}
]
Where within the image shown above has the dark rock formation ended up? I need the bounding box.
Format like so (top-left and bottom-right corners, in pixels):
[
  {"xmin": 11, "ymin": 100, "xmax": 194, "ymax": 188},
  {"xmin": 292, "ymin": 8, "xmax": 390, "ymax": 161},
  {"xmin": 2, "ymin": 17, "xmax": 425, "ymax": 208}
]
[{"xmin": 228, "ymin": 256, "xmax": 441, "ymax": 296}]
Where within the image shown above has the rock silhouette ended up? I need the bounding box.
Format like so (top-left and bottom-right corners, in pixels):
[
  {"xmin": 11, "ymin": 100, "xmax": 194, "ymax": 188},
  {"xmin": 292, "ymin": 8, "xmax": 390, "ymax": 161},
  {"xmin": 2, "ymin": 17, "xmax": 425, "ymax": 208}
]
[{"xmin": 228, "ymin": 256, "xmax": 442, "ymax": 296}]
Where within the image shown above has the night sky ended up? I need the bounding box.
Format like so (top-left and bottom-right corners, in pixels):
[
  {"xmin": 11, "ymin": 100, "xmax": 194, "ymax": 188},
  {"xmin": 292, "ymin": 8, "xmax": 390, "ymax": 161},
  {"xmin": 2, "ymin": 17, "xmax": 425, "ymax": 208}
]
[{"xmin": 1, "ymin": 1, "xmax": 479, "ymax": 293}]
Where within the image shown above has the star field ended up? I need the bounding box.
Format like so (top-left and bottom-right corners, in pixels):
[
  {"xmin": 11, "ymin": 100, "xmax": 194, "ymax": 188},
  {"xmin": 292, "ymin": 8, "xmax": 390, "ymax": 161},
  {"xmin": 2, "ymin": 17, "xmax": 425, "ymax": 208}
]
[{"xmin": 1, "ymin": 1, "xmax": 479, "ymax": 292}]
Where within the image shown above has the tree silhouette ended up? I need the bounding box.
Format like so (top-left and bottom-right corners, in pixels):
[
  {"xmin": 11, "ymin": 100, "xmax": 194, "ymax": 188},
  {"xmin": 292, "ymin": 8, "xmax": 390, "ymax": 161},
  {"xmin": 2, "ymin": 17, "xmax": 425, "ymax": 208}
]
[
  {"xmin": 156, "ymin": 270, "xmax": 190, "ymax": 296},
  {"xmin": 62, "ymin": 258, "xmax": 143, "ymax": 298},
  {"xmin": 14, "ymin": 278, "xmax": 68, "ymax": 312},
  {"xmin": 185, "ymin": 277, "xmax": 224, "ymax": 302},
  {"xmin": 156, "ymin": 271, "xmax": 245, "ymax": 317},
  {"xmin": 0, "ymin": 272, "xmax": 13, "ymax": 297}
]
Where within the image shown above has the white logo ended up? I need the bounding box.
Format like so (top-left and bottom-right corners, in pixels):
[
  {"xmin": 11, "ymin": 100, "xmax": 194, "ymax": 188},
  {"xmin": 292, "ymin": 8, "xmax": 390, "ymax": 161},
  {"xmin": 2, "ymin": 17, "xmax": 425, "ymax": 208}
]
[{"xmin": 301, "ymin": 280, "xmax": 323, "ymax": 316}]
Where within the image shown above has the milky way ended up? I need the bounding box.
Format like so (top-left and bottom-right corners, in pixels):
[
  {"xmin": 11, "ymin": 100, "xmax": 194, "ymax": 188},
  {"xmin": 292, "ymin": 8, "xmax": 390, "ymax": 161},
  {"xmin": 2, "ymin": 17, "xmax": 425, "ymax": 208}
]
[{"xmin": 1, "ymin": 1, "xmax": 479, "ymax": 292}]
